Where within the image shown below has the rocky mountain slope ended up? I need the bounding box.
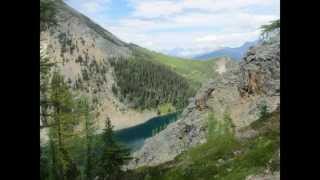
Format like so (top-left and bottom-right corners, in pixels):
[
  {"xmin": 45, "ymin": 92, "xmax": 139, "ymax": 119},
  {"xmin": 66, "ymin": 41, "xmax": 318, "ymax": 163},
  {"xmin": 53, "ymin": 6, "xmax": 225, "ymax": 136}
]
[
  {"xmin": 40, "ymin": 1, "xmax": 221, "ymax": 143},
  {"xmin": 126, "ymin": 33, "xmax": 280, "ymax": 169},
  {"xmin": 40, "ymin": 0, "xmax": 141, "ymax": 132},
  {"xmin": 124, "ymin": 109, "xmax": 279, "ymax": 180}
]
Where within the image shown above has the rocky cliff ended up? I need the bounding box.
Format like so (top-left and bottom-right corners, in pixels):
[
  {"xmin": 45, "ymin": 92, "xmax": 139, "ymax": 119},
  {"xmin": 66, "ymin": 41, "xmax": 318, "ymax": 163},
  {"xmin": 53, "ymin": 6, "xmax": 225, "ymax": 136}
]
[{"xmin": 126, "ymin": 33, "xmax": 280, "ymax": 169}]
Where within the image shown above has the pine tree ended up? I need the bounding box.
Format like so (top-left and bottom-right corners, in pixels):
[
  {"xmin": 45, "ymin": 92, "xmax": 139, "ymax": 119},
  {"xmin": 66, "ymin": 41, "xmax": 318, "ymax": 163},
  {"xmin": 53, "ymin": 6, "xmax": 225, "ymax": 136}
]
[
  {"xmin": 77, "ymin": 97, "xmax": 96, "ymax": 180},
  {"xmin": 40, "ymin": 0, "xmax": 57, "ymax": 31},
  {"xmin": 260, "ymin": 19, "xmax": 280, "ymax": 41},
  {"xmin": 96, "ymin": 117, "xmax": 131, "ymax": 180},
  {"xmin": 40, "ymin": 46, "xmax": 55, "ymax": 128},
  {"xmin": 40, "ymin": 43, "xmax": 57, "ymax": 180},
  {"xmin": 48, "ymin": 71, "xmax": 80, "ymax": 180},
  {"xmin": 109, "ymin": 57, "xmax": 194, "ymax": 110},
  {"xmin": 48, "ymin": 135, "xmax": 59, "ymax": 180},
  {"xmin": 40, "ymin": 146, "xmax": 50, "ymax": 180}
]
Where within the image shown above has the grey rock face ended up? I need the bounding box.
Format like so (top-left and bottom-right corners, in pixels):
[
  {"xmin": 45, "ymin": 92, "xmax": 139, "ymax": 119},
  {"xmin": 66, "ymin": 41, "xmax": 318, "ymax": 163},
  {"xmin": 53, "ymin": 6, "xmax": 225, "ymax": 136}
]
[
  {"xmin": 239, "ymin": 34, "xmax": 280, "ymax": 97},
  {"xmin": 126, "ymin": 34, "xmax": 280, "ymax": 169}
]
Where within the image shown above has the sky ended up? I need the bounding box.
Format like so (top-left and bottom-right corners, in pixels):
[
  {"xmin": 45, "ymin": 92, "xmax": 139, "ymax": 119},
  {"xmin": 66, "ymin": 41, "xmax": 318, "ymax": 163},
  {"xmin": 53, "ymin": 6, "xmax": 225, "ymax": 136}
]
[{"xmin": 65, "ymin": 0, "xmax": 280, "ymax": 57}]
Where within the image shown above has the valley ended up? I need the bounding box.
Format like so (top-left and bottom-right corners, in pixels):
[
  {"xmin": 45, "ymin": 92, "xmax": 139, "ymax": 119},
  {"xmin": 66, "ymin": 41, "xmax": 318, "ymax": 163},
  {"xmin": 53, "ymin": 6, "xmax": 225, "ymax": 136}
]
[
  {"xmin": 40, "ymin": 0, "xmax": 220, "ymax": 133},
  {"xmin": 40, "ymin": 1, "xmax": 280, "ymax": 180}
]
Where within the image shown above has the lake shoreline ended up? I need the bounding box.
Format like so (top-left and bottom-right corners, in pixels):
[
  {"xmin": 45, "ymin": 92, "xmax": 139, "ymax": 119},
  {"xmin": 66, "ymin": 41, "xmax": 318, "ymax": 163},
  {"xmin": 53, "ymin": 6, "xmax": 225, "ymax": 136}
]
[{"xmin": 115, "ymin": 112, "xmax": 181, "ymax": 152}]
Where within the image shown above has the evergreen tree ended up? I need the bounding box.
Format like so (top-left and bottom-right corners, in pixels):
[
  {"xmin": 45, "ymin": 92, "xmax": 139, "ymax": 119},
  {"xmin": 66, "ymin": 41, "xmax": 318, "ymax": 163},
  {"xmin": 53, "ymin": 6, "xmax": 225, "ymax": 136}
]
[
  {"xmin": 40, "ymin": 146, "xmax": 50, "ymax": 180},
  {"xmin": 48, "ymin": 131, "xmax": 60, "ymax": 180},
  {"xmin": 260, "ymin": 19, "xmax": 280, "ymax": 40},
  {"xmin": 96, "ymin": 117, "xmax": 131, "ymax": 180},
  {"xmin": 40, "ymin": 46, "xmax": 55, "ymax": 128},
  {"xmin": 77, "ymin": 97, "xmax": 96, "ymax": 180},
  {"xmin": 48, "ymin": 71, "xmax": 80, "ymax": 180},
  {"xmin": 40, "ymin": 0, "xmax": 57, "ymax": 31},
  {"xmin": 110, "ymin": 57, "xmax": 194, "ymax": 110}
]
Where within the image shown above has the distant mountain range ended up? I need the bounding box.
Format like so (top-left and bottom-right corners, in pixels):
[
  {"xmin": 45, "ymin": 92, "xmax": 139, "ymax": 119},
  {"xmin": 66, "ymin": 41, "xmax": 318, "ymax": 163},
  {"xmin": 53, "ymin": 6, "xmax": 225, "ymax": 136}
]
[{"xmin": 192, "ymin": 40, "xmax": 259, "ymax": 61}]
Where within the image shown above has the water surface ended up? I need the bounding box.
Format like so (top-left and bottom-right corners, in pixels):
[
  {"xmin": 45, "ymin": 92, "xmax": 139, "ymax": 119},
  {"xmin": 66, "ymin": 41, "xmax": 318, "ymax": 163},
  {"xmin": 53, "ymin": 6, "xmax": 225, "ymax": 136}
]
[{"xmin": 114, "ymin": 112, "xmax": 180, "ymax": 151}]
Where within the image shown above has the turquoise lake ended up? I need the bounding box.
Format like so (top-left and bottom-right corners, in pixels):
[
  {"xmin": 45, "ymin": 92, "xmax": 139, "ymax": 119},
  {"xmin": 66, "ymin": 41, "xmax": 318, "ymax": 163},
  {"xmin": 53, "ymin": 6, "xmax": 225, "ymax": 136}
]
[{"xmin": 114, "ymin": 112, "xmax": 180, "ymax": 152}]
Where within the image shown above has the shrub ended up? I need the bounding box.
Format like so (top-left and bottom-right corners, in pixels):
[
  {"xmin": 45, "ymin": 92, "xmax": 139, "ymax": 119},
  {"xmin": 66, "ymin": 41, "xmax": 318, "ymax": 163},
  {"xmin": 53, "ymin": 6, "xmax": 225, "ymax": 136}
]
[{"xmin": 258, "ymin": 101, "xmax": 270, "ymax": 120}]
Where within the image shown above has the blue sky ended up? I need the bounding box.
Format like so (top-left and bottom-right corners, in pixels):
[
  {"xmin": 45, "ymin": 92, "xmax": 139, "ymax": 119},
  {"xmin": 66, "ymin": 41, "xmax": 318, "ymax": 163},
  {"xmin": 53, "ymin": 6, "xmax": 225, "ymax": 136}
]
[{"xmin": 65, "ymin": 0, "xmax": 280, "ymax": 57}]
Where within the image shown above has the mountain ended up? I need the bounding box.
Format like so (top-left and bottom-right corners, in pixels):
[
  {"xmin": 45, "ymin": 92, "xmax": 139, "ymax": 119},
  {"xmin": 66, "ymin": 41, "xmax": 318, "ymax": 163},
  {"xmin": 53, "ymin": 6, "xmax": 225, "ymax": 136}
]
[
  {"xmin": 134, "ymin": 47, "xmax": 221, "ymax": 88},
  {"xmin": 126, "ymin": 32, "xmax": 280, "ymax": 179},
  {"xmin": 193, "ymin": 40, "xmax": 259, "ymax": 61},
  {"xmin": 41, "ymin": 1, "xmax": 280, "ymax": 179},
  {"xmin": 40, "ymin": 0, "xmax": 221, "ymax": 139}
]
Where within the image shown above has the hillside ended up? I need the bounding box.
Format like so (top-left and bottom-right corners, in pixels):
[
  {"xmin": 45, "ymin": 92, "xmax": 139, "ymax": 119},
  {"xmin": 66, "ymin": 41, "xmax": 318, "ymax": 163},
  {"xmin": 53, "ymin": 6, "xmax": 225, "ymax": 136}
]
[
  {"xmin": 124, "ymin": 110, "xmax": 280, "ymax": 180},
  {"xmin": 40, "ymin": 0, "xmax": 219, "ymax": 134},
  {"xmin": 126, "ymin": 31, "xmax": 280, "ymax": 171},
  {"xmin": 129, "ymin": 45, "xmax": 219, "ymax": 88}
]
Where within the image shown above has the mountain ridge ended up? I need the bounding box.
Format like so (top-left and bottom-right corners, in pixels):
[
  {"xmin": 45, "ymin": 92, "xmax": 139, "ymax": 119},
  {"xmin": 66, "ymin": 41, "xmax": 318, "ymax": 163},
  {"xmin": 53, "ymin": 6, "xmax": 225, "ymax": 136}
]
[{"xmin": 193, "ymin": 40, "xmax": 259, "ymax": 61}]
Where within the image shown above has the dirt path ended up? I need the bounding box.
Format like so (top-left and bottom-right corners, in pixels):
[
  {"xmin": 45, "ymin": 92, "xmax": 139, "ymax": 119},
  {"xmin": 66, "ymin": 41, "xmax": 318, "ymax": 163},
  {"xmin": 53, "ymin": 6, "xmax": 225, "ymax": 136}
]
[{"xmin": 216, "ymin": 58, "xmax": 227, "ymax": 74}]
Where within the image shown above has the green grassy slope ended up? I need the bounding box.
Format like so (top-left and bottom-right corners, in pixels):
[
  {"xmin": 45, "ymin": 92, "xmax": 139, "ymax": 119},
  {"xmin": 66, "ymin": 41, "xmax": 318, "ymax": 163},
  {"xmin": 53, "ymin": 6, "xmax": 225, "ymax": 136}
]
[
  {"xmin": 130, "ymin": 45, "xmax": 218, "ymax": 89},
  {"xmin": 124, "ymin": 111, "xmax": 280, "ymax": 180}
]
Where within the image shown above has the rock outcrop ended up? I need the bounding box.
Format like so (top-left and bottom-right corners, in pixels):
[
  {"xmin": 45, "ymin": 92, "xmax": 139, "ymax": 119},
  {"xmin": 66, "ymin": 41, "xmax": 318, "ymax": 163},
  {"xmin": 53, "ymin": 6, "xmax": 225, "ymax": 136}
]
[
  {"xmin": 239, "ymin": 35, "xmax": 280, "ymax": 97},
  {"xmin": 126, "ymin": 33, "xmax": 280, "ymax": 169}
]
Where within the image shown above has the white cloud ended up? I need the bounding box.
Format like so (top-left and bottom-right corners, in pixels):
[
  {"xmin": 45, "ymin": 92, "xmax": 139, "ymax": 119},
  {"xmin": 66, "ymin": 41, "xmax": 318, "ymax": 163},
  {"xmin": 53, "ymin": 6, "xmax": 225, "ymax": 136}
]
[
  {"xmin": 172, "ymin": 12, "xmax": 277, "ymax": 31},
  {"xmin": 129, "ymin": 0, "xmax": 279, "ymax": 18},
  {"xmin": 105, "ymin": 10, "xmax": 277, "ymax": 53},
  {"xmin": 195, "ymin": 30, "xmax": 260, "ymax": 47},
  {"xmin": 107, "ymin": 11, "xmax": 277, "ymax": 35},
  {"xmin": 182, "ymin": 0, "xmax": 274, "ymax": 12},
  {"xmin": 132, "ymin": 1, "xmax": 183, "ymax": 18},
  {"xmin": 69, "ymin": 0, "xmax": 280, "ymax": 57}
]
